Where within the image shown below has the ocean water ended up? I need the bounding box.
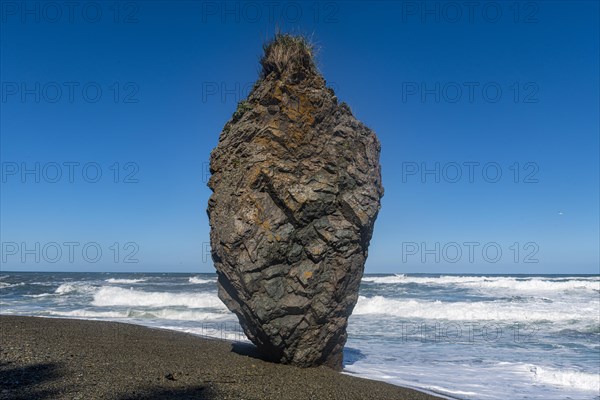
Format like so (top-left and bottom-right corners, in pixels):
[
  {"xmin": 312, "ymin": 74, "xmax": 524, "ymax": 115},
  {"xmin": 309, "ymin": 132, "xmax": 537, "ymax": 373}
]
[{"xmin": 0, "ymin": 272, "xmax": 598, "ymax": 399}]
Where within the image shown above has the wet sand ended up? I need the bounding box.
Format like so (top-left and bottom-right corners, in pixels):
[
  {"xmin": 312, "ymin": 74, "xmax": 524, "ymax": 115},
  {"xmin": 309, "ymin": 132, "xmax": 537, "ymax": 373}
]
[{"xmin": 0, "ymin": 316, "xmax": 443, "ymax": 399}]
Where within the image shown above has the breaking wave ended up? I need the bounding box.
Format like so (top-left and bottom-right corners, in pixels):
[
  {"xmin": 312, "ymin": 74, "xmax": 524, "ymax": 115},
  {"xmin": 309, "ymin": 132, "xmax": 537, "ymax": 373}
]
[
  {"xmin": 92, "ymin": 286, "xmax": 226, "ymax": 309},
  {"xmin": 55, "ymin": 283, "xmax": 96, "ymax": 295},
  {"xmin": 105, "ymin": 278, "xmax": 147, "ymax": 284},
  {"xmin": 361, "ymin": 275, "xmax": 600, "ymax": 293},
  {"xmin": 353, "ymin": 296, "xmax": 598, "ymax": 322},
  {"xmin": 46, "ymin": 308, "xmax": 231, "ymax": 321},
  {"xmin": 188, "ymin": 277, "xmax": 215, "ymax": 284}
]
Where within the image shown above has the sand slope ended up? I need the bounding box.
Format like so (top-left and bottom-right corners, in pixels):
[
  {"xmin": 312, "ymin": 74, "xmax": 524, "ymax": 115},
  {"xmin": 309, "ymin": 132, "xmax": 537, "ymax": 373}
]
[{"xmin": 0, "ymin": 316, "xmax": 441, "ymax": 400}]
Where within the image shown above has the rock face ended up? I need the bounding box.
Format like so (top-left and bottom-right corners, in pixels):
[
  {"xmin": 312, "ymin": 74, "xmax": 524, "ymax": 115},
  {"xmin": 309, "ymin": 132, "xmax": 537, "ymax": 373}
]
[{"xmin": 207, "ymin": 34, "xmax": 383, "ymax": 370}]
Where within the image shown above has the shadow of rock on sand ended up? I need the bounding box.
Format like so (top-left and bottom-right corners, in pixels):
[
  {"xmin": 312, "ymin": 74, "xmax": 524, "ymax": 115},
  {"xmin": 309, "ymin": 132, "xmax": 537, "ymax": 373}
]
[
  {"xmin": 116, "ymin": 386, "xmax": 216, "ymax": 400},
  {"xmin": 230, "ymin": 341, "xmax": 273, "ymax": 362},
  {"xmin": 231, "ymin": 342, "xmax": 369, "ymax": 370},
  {"xmin": 0, "ymin": 362, "xmax": 62, "ymax": 400}
]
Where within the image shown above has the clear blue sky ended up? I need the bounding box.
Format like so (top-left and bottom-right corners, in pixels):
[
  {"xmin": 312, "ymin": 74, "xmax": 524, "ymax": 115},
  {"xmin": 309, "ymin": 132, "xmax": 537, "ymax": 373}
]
[{"xmin": 1, "ymin": 1, "xmax": 598, "ymax": 274}]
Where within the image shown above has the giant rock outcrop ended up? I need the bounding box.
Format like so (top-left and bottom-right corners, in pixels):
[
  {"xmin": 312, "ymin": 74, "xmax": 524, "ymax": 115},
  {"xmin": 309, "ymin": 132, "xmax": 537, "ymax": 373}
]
[{"xmin": 207, "ymin": 34, "xmax": 383, "ymax": 370}]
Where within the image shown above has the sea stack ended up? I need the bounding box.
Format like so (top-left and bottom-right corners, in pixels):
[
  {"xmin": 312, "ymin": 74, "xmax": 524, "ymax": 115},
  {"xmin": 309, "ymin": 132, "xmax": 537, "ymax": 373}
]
[{"xmin": 207, "ymin": 34, "xmax": 383, "ymax": 370}]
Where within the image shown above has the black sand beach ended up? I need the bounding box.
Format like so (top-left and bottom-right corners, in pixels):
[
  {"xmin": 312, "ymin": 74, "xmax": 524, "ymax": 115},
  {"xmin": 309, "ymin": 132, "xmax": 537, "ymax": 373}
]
[{"xmin": 0, "ymin": 316, "xmax": 442, "ymax": 400}]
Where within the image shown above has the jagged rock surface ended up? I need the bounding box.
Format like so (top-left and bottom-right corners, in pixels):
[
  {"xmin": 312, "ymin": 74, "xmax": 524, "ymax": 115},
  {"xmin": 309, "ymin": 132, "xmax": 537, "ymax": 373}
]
[{"xmin": 207, "ymin": 36, "xmax": 383, "ymax": 370}]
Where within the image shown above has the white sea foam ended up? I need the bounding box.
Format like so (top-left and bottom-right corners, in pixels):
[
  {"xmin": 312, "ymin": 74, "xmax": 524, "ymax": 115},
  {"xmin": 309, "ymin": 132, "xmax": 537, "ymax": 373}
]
[
  {"xmin": 188, "ymin": 277, "xmax": 215, "ymax": 284},
  {"xmin": 526, "ymin": 364, "xmax": 600, "ymax": 392},
  {"xmin": 344, "ymin": 353, "xmax": 600, "ymax": 400},
  {"xmin": 353, "ymin": 296, "xmax": 598, "ymax": 322},
  {"xmin": 92, "ymin": 286, "xmax": 227, "ymax": 309},
  {"xmin": 362, "ymin": 275, "xmax": 600, "ymax": 293},
  {"xmin": 105, "ymin": 278, "xmax": 147, "ymax": 284}
]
